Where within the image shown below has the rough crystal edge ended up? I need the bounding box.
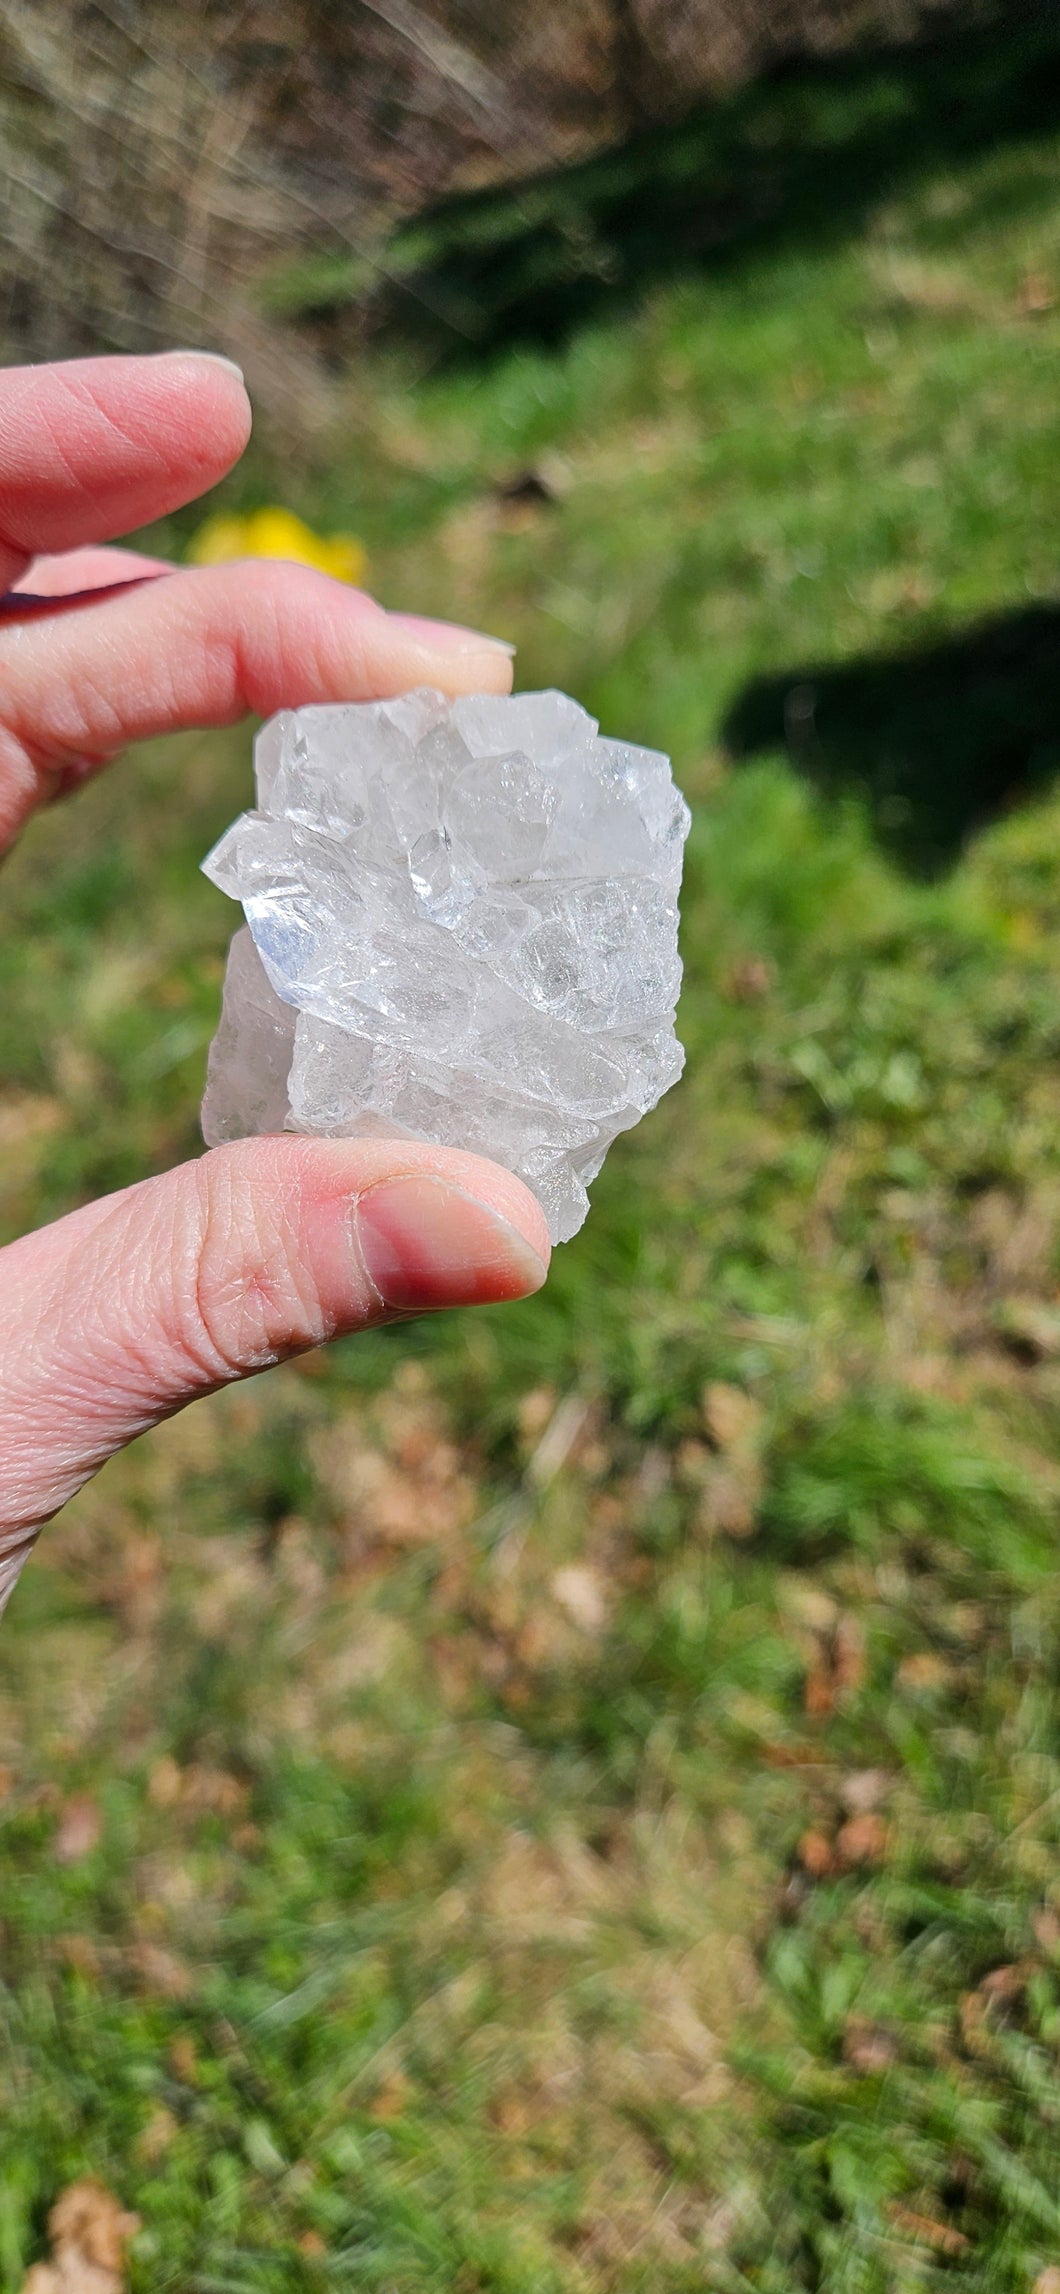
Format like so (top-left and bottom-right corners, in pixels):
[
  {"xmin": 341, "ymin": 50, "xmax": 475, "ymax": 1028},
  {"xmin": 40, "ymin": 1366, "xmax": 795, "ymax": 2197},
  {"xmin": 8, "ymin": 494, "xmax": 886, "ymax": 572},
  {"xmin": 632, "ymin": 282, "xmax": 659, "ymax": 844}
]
[{"xmin": 201, "ymin": 693, "xmax": 690, "ymax": 1241}]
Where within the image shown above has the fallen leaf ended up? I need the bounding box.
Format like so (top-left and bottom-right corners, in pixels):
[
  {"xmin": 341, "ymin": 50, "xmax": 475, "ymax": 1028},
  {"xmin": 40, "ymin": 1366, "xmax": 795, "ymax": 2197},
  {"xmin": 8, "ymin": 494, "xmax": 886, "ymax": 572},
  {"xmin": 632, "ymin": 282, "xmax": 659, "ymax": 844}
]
[
  {"xmin": 54, "ymin": 1796, "xmax": 102, "ymax": 1864},
  {"xmin": 551, "ymin": 1564, "xmax": 609, "ymax": 1635},
  {"xmin": 836, "ymin": 1812, "xmax": 888, "ymax": 1868},
  {"xmin": 516, "ymin": 1386, "xmax": 557, "ymax": 1444},
  {"xmin": 897, "ymin": 1651, "xmax": 953, "ymax": 1692},
  {"xmin": 135, "ymin": 2106, "xmax": 179, "ymax": 2164},
  {"xmin": 842, "ymin": 2015, "xmax": 899, "ymax": 2073},
  {"xmin": 369, "ymin": 2069, "xmax": 414, "ymax": 2121},
  {"xmin": 1016, "ymin": 271, "xmax": 1055, "ymax": 316},
  {"xmin": 1033, "ymin": 1908, "xmax": 1060, "ymax": 1956},
  {"xmin": 887, "ymin": 2202, "xmax": 969, "ymax": 2256},
  {"xmin": 696, "ymin": 1462, "xmax": 759, "ymax": 1538},
  {"xmin": 760, "ymin": 1741, "xmax": 836, "ymax": 1769},
  {"xmin": 55, "ymin": 1935, "xmax": 101, "ymax": 1980},
  {"xmin": 803, "ymin": 1613, "xmax": 866, "ymax": 1716},
  {"xmin": 147, "ymin": 1756, "xmax": 182, "ymax": 1808},
  {"xmin": 178, "ymin": 1765, "xmax": 248, "ymax": 1817},
  {"xmin": 20, "ymin": 2179, "xmax": 139, "ymax": 2292},
  {"xmin": 123, "ymin": 1940, "xmax": 193, "ymax": 2000},
  {"xmin": 724, "ymin": 956, "xmax": 775, "ymax": 1002},
  {"xmin": 169, "ymin": 2033, "xmax": 199, "ymax": 2083},
  {"xmin": 797, "ymin": 1829, "xmax": 836, "ymax": 1878},
  {"xmin": 979, "ymin": 1961, "xmax": 1027, "ymax": 2006},
  {"xmin": 839, "ymin": 1767, "xmax": 891, "ymax": 1814},
  {"xmin": 490, "ymin": 2087, "xmax": 536, "ymax": 2135},
  {"xmin": 833, "ymin": 1614, "xmax": 866, "ymax": 1697},
  {"xmin": 702, "ymin": 1382, "xmax": 762, "ymax": 1454},
  {"xmin": 959, "ymin": 1990, "xmax": 989, "ymax": 2050},
  {"xmin": 804, "ymin": 1645, "xmax": 835, "ymax": 1718}
]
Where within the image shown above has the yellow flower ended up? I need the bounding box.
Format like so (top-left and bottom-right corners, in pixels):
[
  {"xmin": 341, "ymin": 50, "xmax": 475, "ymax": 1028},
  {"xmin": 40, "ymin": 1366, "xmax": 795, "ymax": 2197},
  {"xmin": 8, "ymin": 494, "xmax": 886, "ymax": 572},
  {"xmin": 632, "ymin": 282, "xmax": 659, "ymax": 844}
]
[{"xmin": 188, "ymin": 506, "xmax": 367, "ymax": 585}]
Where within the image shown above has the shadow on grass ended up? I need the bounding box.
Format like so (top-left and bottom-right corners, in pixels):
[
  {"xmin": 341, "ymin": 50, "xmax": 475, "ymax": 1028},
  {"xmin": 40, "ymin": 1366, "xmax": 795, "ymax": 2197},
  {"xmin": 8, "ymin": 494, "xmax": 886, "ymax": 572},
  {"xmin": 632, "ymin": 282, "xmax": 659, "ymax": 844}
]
[
  {"xmin": 720, "ymin": 602, "xmax": 1060, "ymax": 876},
  {"xmin": 264, "ymin": 12, "xmax": 1060, "ymax": 357}
]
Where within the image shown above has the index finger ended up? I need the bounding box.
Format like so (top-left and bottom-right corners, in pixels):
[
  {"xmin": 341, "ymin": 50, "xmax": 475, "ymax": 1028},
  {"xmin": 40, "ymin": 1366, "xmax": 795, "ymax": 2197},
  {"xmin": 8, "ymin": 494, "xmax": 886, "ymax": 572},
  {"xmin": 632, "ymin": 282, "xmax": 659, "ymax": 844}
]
[{"xmin": 0, "ymin": 352, "xmax": 251, "ymax": 591}]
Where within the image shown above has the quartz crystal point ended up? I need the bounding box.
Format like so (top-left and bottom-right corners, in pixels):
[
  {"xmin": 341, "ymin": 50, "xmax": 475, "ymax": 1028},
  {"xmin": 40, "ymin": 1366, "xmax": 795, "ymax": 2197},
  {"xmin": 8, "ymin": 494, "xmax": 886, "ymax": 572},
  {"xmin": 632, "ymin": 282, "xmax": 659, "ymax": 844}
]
[{"xmin": 201, "ymin": 690, "xmax": 690, "ymax": 1242}]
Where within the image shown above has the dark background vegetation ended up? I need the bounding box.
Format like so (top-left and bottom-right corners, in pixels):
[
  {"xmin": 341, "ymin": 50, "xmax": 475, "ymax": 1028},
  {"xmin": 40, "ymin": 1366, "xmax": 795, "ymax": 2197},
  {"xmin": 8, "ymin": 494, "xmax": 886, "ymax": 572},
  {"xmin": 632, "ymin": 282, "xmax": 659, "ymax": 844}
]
[
  {"xmin": 2, "ymin": 4, "xmax": 1060, "ymax": 2289},
  {"xmin": 0, "ymin": 0, "xmax": 1031, "ymax": 389}
]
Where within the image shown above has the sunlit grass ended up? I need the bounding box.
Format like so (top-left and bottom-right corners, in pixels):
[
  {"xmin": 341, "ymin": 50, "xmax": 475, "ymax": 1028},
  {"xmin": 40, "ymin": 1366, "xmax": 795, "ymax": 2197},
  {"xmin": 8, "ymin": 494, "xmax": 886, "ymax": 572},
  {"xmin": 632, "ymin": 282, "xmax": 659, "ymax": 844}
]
[{"xmin": 1, "ymin": 74, "xmax": 1060, "ymax": 2292}]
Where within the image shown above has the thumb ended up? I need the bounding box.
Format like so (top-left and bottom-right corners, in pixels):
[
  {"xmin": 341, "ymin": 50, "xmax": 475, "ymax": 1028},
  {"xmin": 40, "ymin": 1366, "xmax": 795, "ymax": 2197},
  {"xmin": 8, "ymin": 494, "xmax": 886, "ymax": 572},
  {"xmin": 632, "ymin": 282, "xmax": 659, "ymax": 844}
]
[{"xmin": 0, "ymin": 1135, "xmax": 549, "ymax": 1604}]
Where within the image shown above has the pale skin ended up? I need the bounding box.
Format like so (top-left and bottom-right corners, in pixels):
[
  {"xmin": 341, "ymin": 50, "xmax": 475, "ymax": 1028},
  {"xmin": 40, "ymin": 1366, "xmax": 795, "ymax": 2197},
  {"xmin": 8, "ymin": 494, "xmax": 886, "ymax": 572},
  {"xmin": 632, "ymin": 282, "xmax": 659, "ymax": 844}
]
[{"xmin": 0, "ymin": 350, "xmax": 551, "ymax": 1611}]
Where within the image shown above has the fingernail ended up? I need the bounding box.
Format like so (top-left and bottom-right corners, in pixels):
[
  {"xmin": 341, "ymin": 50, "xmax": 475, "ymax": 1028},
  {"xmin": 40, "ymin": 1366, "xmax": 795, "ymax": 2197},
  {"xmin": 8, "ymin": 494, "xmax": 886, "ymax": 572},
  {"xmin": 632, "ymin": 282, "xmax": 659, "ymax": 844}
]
[
  {"xmin": 354, "ymin": 1175, "xmax": 546, "ymax": 1313},
  {"xmin": 388, "ymin": 611, "xmax": 516, "ymax": 657},
  {"xmin": 157, "ymin": 348, "xmax": 246, "ymax": 384}
]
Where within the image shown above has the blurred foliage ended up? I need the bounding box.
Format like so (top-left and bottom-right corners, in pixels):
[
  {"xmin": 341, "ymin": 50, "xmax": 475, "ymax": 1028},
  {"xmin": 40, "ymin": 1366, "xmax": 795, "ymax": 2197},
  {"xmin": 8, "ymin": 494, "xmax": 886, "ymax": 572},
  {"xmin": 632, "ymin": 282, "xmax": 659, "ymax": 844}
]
[
  {"xmin": 264, "ymin": 13, "xmax": 1060, "ymax": 358},
  {"xmin": 0, "ymin": 0, "xmax": 1020, "ymax": 403},
  {"xmin": 2, "ymin": 28, "xmax": 1060, "ymax": 2293}
]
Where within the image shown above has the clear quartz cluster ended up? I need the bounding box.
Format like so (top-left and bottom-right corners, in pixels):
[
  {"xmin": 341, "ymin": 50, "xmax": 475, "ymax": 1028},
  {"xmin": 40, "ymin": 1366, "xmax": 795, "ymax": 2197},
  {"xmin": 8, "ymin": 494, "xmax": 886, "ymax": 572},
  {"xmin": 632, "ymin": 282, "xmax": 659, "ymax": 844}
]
[{"xmin": 201, "ymin": 689, "xmax": 690, "ymax": 1242}]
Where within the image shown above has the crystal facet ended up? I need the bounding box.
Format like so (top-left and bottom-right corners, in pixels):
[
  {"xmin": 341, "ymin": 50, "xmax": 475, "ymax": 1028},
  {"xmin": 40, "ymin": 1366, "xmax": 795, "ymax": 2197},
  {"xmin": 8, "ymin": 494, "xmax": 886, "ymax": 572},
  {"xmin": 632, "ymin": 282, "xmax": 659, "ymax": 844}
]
[{"xmin": 201, "ymin": 690, "xmax": 690, "ymax": 1242}]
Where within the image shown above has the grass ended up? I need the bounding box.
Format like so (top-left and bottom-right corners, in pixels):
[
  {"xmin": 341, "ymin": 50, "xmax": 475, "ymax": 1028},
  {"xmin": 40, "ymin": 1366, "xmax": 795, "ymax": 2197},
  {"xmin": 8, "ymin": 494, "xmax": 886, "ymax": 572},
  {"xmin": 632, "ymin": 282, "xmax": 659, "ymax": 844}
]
[{"xmin": 2, "ymin": 40, "xmax": 1060, "ymax": 2290}]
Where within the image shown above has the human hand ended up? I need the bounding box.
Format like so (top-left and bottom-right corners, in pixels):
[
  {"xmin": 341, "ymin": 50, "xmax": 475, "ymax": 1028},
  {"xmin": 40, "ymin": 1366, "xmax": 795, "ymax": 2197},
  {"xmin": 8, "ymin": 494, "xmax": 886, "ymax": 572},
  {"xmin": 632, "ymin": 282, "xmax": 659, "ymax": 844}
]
[{"xmin": 0, "ymin": 352, "xmax": 550, "ymax": 1609}]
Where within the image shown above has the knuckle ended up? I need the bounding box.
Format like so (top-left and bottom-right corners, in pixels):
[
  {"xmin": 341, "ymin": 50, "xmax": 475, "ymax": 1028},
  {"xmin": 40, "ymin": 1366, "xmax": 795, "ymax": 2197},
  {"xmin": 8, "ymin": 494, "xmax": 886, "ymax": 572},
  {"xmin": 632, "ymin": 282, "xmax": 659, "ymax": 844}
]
[{"xmin": 180, "ymin": 1147, "xmax": 325, "ymax": 1382}]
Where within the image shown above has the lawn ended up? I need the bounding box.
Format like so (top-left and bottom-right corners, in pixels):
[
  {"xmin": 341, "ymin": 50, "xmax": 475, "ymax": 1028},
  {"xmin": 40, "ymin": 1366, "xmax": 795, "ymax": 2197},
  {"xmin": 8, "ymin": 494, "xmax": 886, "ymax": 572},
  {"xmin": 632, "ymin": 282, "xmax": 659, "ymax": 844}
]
[{"xmin": 2, "ymin": 35, "xmax": 1060, "ymax": 2291}]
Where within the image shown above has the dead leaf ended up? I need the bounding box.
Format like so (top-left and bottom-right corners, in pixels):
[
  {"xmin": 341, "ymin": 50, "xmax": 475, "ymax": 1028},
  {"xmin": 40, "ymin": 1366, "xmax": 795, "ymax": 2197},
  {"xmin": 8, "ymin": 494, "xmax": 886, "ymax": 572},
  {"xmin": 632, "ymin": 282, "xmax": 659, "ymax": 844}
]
[
  {"xmin": 833, "ymin": 1614, "xmax": 866, "ymax": 1696},
  {"xmin": 842, "ymin": 2016, "xmax": 899, "ymax": 2073},
  {"xmin": 702, "ymin": 1383, "xmax": 762, "ymax": 1453},
  {"xmin": 1016, "ymin": 271, "xmax": 1055, "ymax": 316},
  {"xmin": 134, "ymin": 2107, "xmax": 179, "ymax": 2164},
  {"xmin": 55, "ymin": 1936, "xmax": 101, "ymax": 1980},
  {"xmin": 179, "ymin": 1765, "xmax": 248, "ymax": 1817},
  {"xmin": 1033, "ymin": 1908, "xmax": 1060, "ymax": 1956},
  {"xmin": 723, "ymin": 956, "xmax": 775, "ymax": 1003},
  {"xmin": 146, "ymin": 1761, "xmax": 246, "ymax": 1816},
  {"xmin": 123, "ymin": 1940, "xmax": 193, "ymax": 2000},
  {"xmin": 20, "ymin": 2179, "xmax": 139, "ymax": 2293},
  {"xmin": 777, "ymin": 1577, "xmax": 839, "ymax": 1633},
  {"xmin": 835, "ymin": 1812, "xmax": 888, "ymax": 1868},
  {"xmin": 369, "ymin": 2069, "xmax": 414, "ymax": 2121},
  {"xmin": 169, "ymin": 2033, "xmax": 198, "ymax": 2083},
  {"xmin": 54, "ymin": 1796, "xmax": 102, "ymax": 1864},
  {"xmin": 760, "ymin": 1741, "xmax": 836, "ymax": 1769},
  {"xmin": 1033, "ymin": 2269, "xmax": 1060, "ymax": 2294},
  {"xmin": 797, "ymin": 1829, "xmax": 835, "ymax": 1878},
  {"xmin": 979, "ymin": 1961, "xmax": 1027, "ymax": 2006},
  {"xmin": 959, "ymin": 1989, "xmax": 988, "ymax": 2050},
  {"xmin": 839, "ymin": 1768, "xmax": 891, "ymax": 1814},
  {"xmin": 696, "ymin": 1463, "xmax": 759, "ymax": 1538},
  {"xmin": 551, "ymin": 1564, "xmax": 609, "ymax": 1636},
  {"xmin": 675, "ymin": 1439, "xmax": 711, "ymax": 1486},
  {"xmin": 804, "ymin": 1644, "xmax": 835, "ymax": 1718},
  {"xmin": 0, "ymin": 1093, "xmax": 64, "ymax": 1154},
  {"xmin": 887, "ymin": 2202, "xmax": 969, "ymax": 2256},
  {"xmin": 897, "ymin": 1651, "xmax": 953, "ymax": 1693},
  {"xmin": 516, "ymin": 1386, "xmax": 557, "ymax": 1444},
  {"xmin": 803, "ymin": 1613, "xmax": 866, "ymax": 1716},
  {"xmin": 697, "ymin": 1385, "xmax": 764, "ymax": 1537},
  {"xmin": 147, "ymin": 1756, "xmax": 182, "ymax": 1808}
]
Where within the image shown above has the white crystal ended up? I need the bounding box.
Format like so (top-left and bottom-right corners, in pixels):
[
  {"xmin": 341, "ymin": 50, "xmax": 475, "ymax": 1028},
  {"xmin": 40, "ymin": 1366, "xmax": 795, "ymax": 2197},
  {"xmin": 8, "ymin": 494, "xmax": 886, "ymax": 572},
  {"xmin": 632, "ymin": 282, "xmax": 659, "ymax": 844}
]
[{"xmin": 201, "ymin": 690, "xmax": 690, "ymax": 1242}]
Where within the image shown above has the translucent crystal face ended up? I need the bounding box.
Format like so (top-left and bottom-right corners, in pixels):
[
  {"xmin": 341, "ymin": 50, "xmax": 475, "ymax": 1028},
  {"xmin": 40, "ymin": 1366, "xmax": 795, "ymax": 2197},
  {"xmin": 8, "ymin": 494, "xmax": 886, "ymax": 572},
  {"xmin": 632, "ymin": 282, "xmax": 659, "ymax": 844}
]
[{"xmin": 201, "ymin": 690, "xmax": 690, "ymax": 1242}]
